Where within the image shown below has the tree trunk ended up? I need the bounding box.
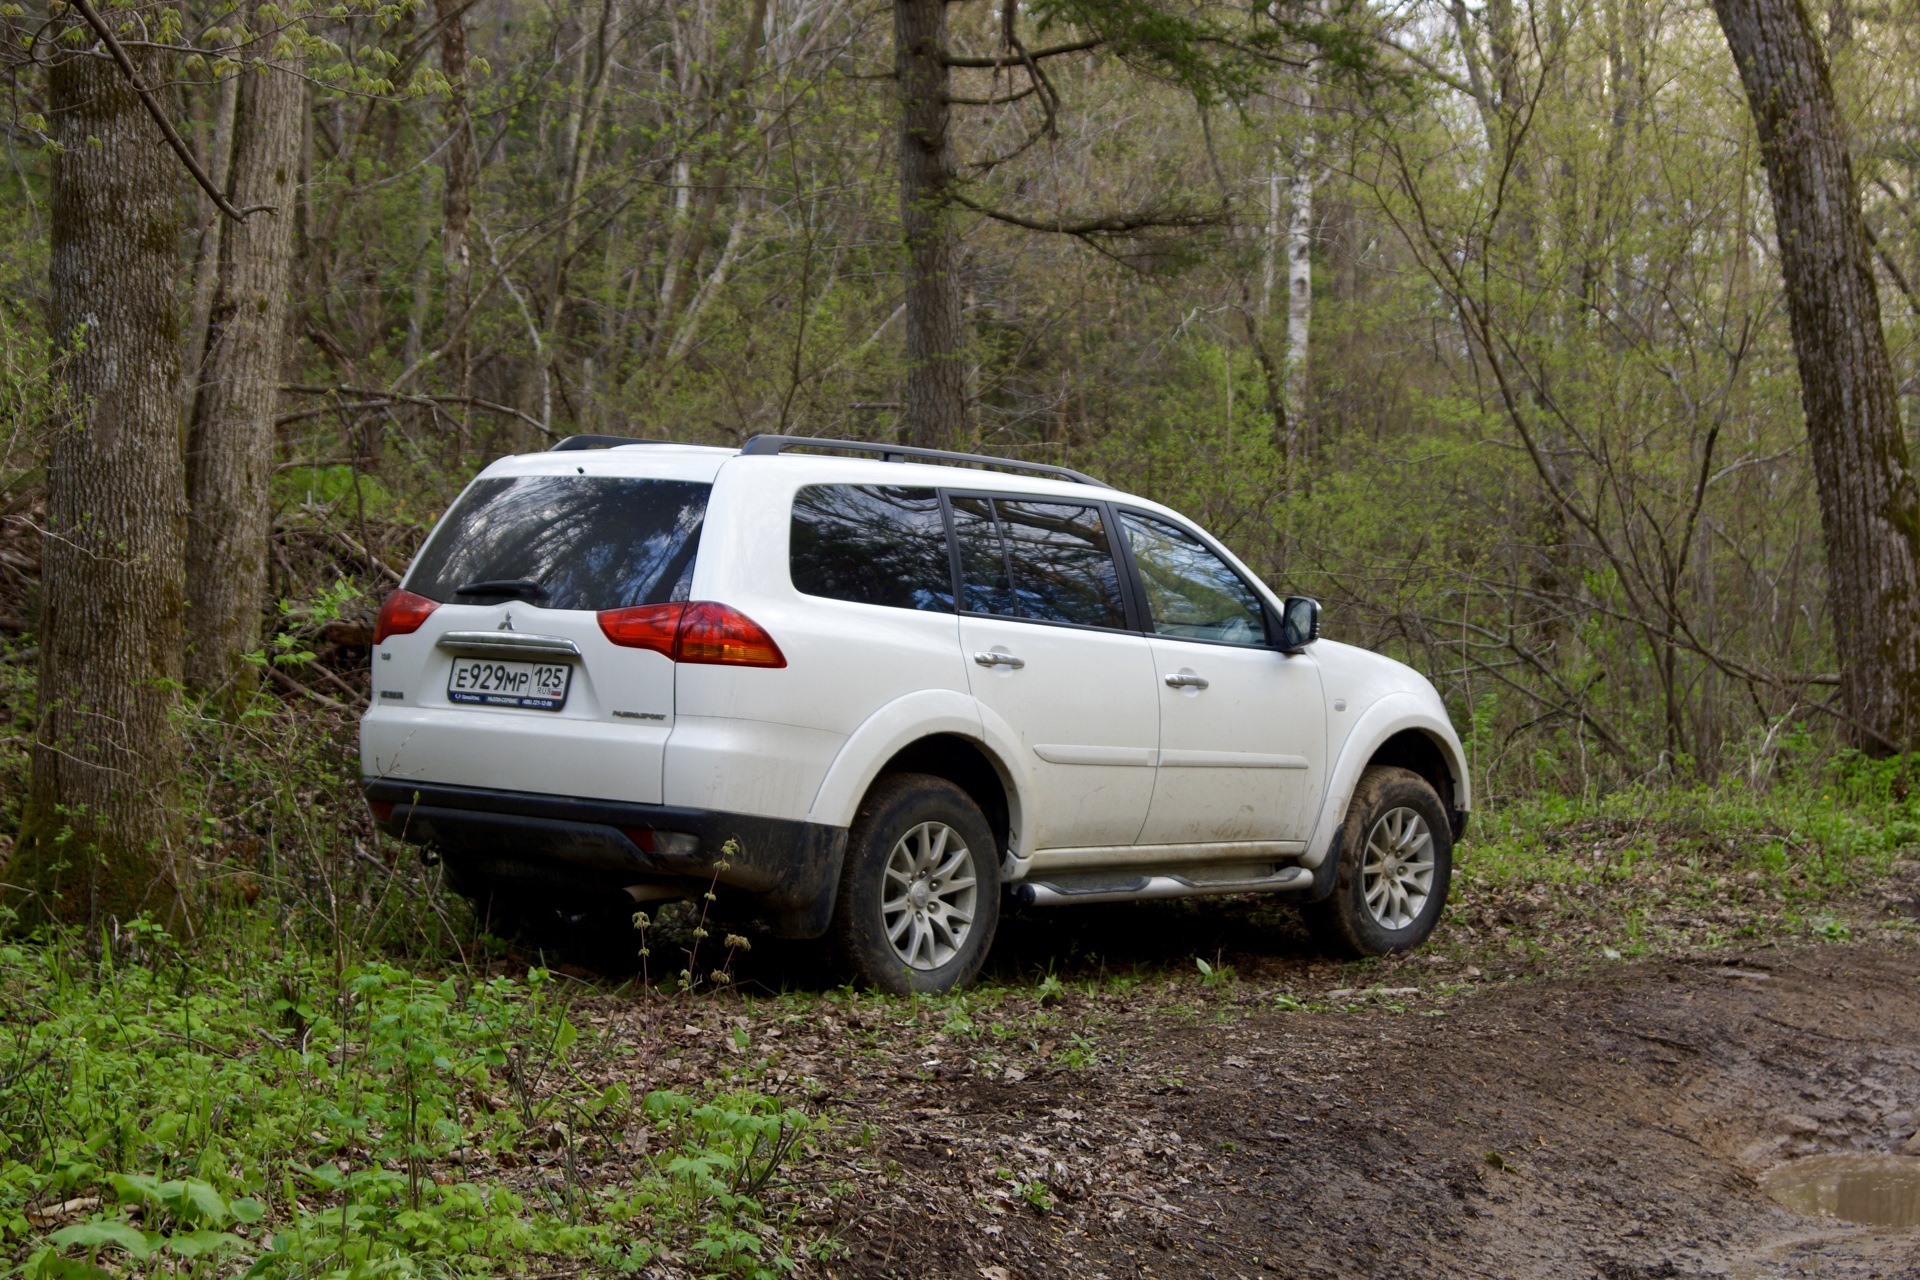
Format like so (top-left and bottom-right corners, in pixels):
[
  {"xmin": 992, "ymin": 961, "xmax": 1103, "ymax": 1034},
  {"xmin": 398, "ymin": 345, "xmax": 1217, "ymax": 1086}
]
[
  {"xmin": 184, "ymin": 47, "xmax": 305, "ymax": 708},
  {"xmin": 1711, "ymin": 0, "xmax": 1920, "ymax": 752},
  {"xmin": 894, "ymin": 0, "xmax": 966, "ymax": 448},
  {"xmin": 181, "ymin": 72, "xmax": 240, "ymax": 418},
  {"xmin": 1285, "ymin": 161, "xmax": 1313, "ymax": 452},
  {"xmin": 436, "ymin": 0, "xmax": 473, "ymax": 409},
  {"xmin": 7, "ymin": 42, "xmax": 188, "ymax": 926},
  {"xmin": 436, "ymin": 0, "xmax": 471, "ymax": 275}
]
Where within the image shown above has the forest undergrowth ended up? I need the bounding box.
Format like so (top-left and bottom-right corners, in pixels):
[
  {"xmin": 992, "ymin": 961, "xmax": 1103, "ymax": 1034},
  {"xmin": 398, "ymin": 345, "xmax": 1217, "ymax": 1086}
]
[{"xmin": 1, "ymin": 591, "xmax": 1918, "ymax": 1277}]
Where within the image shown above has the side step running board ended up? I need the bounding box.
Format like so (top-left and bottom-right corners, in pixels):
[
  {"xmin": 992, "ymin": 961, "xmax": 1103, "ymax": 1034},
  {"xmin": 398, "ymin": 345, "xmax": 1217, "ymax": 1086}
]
[{"xmin": 1014, "ymin": 865, "xmax": 1312, "ymax": 907}]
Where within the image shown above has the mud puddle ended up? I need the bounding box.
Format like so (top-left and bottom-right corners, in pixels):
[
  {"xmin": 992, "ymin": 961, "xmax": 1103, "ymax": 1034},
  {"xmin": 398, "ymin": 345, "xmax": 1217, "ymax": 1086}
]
[{"xmin": 1762, "ymin": 1153, "xmax": 1920, "ymax": 1229}]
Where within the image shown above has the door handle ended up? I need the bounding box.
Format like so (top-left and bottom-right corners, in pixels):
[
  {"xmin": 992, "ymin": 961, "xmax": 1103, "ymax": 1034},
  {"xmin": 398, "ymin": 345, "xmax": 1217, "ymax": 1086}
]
[
  {"xmin": 1165, "ymin": 673, "xmax": 1209, "ymax": 690},
  {"xmin": 974, "ymin": 651, "xmax": 1025, "ymax": 669}
]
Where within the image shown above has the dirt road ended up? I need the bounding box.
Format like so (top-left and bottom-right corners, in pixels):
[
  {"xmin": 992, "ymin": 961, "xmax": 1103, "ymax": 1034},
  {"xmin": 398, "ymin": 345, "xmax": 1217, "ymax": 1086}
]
[
  {"xmin": 830, "ymin": 946, "xmax": 1920, "ymax": 1278},
  {"xmin": 588, "ymin": 928, "xmax": 1920, "ymax": 1279}
]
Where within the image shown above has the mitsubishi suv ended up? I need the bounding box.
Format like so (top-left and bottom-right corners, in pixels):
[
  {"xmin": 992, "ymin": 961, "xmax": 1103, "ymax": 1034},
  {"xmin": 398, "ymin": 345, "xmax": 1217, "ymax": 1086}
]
[{"xmin": 361, "ymin": 435, "xmax": 1470, "ymax": 992}]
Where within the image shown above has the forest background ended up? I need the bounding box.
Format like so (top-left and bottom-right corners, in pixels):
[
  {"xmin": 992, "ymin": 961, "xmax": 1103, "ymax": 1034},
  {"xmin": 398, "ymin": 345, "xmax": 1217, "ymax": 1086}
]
[
  {"xmin": 6, "ymin": 0, "xmax": 1913, "ymax": 830},
  {"xmin": 2, "ymin": 0, "xmax": 1917, "ymax": 841},
  {"xmin": 1, "ymin": 0, "xmax": 1919, "ymax": 1272}
]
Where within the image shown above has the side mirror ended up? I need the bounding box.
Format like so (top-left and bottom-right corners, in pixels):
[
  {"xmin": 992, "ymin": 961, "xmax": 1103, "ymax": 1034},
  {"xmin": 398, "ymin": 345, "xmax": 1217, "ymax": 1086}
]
[{"xmin": 1277, "ymin": 596, "xmax": 1321, "ymax": 652}]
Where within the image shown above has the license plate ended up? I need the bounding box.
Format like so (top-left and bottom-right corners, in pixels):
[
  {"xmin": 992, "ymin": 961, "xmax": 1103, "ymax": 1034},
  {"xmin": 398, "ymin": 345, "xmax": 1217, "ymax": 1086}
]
[{"xmin": 446, "ymin": 658, "xmax": 573, "ymax": 711}]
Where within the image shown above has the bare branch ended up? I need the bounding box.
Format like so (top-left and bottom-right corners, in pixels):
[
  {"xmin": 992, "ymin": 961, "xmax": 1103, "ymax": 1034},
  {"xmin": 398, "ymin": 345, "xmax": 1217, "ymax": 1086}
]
[
  {"xmin": 948, "ymin": 188, "xmax": 1222, "ymax": 236},
  {"xmin": 944, "ymin": 38, "xmax": 1100, "ymax": 67},
  {"xmin": 276, "ymin": 385, "xmax": 554, "ymax": 435}
]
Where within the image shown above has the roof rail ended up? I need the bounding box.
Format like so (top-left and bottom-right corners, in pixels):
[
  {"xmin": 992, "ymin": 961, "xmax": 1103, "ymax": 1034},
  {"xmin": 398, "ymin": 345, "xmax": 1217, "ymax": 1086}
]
[
  {"xmin": 549, "ymin": 434, "xmax": 675, "ymax": 452},
  {"xmin": 738, "ymin": 435, "xmax": 1111, "ymax": 489}
]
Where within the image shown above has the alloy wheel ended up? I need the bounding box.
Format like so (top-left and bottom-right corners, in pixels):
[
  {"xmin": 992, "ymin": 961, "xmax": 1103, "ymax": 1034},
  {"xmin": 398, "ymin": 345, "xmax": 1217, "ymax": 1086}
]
[
  {"xmin": 1361, "ymin": 806, "xmax": 1436, "ymax": 931},
  {"xmin": 881, "ymin": 821, "xmax": 979, "ymax": 970}
]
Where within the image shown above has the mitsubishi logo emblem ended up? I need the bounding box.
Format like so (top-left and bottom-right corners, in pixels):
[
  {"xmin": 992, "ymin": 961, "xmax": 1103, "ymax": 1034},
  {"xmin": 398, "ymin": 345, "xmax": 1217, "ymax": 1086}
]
[{"xmin": 499, "ymin": 612, "xmax": 516, "ymax": 632}]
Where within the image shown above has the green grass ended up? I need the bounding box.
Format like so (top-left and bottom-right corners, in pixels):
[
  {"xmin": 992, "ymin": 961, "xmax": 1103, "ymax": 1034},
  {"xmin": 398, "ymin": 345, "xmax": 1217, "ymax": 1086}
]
[
  {"xmin": 0, "ymin": 913, "xmax": 815, "ymax": 1279},
  {"xmin": 1445, "ymin": 748, "xmax": 1920, "ymax": 961}
]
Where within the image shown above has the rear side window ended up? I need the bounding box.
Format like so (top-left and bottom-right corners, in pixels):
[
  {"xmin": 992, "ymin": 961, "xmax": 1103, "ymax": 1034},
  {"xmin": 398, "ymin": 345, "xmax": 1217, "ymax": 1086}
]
[
  {"xmin": 789, "ymin": 485, "xmax": 954, "ymax": 611},
  {"xmin": 953, "ymin": 496, "xmax": 1127, "ymax": 630},
  {"xmin": 406, "ymin": 476, "xmax": 708, "ymax": 610}
]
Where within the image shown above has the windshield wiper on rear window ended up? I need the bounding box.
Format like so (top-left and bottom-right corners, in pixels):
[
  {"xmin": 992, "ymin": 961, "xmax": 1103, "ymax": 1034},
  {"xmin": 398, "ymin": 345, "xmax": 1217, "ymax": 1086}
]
[{"xmin": 454, "ymin": 578, "xmax": 549, "ymax": 602}]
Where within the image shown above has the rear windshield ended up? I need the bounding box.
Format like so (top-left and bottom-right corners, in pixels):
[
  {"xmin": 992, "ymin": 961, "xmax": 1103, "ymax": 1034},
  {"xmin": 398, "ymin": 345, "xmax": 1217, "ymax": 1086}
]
[{"xmin": 405, "ymin": 476, "xmax": 709, "ymax": 610}]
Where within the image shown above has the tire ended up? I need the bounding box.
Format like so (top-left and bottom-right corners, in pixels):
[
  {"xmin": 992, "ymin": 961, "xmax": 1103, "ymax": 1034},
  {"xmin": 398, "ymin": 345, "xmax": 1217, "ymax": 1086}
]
[
  {"xmin": 828, "ymin": 772, "xmax": 1001, "ymax": 994},
  {"xmin": 1305, "ymin": 765, "xmax": 1453, "ymax": 958}
]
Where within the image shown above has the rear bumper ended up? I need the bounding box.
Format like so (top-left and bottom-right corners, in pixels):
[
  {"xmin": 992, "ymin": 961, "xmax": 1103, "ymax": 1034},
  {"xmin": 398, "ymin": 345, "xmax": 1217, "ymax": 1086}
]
[{"xmin": 362, "ymin": 778, "xmax": 848, "ymax": 938}]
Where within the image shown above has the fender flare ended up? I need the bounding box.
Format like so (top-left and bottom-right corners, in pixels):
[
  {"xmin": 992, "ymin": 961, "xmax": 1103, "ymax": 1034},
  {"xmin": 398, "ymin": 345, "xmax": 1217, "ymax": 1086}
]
[
  {"xmin": 1302, "ymin": 693, "xmax": 1470, "ymax": 869},
  {"xmin": 806, "ymin": 690, "xmax": 1036, "ymax": 866}
]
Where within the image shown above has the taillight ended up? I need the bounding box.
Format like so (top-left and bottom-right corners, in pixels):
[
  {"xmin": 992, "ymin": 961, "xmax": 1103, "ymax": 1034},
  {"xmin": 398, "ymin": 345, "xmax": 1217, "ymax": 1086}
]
[
  {"xmin": 596, "ymin": 602, "xmax": 685, "ymax": 659},
  {"xmin": 374, "ymin": 589, "xmax": 439, "ymax": 644},
  {"xmin": 368, "ymin": 801, "xmax": 395, "ymax": 823},
  {"xmin": 676, "ymin": 602, "xmax": 786, "ymax": 667},
  {"xmin": 596, "ymin": 601, "xmax": 786, "ymax": 668}
]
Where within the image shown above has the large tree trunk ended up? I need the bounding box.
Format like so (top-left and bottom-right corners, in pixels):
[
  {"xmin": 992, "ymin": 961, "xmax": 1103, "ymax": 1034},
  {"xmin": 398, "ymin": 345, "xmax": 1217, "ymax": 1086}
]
[
  {"xmin": 1711, "ymin": 0, "xmax": 1920, "ymax": 752},
  {"xmin": 894, "ymin": 0, "xmax": 966, "ymax": 448},
  {"xmin": 7, "ymin": 43, "xmax": 188, "ymax": 925},
  {"xmin": 184, "ymin": 45, "xmax": 305, "ymax": 708},
  {"xmin": 435, "ymin": 0, "xmax": 473, "ymax": 410}
]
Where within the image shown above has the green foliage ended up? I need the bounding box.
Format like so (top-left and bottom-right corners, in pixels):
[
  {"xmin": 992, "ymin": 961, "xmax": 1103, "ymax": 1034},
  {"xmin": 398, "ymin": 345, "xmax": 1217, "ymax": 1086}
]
[
  {"xmin": 1446, "ymin": 747, "xmax": 1920, "ymax": 959},
  {"xmin": 0, "ymin": 923, "xmax": 813, "ymax": 1277}
]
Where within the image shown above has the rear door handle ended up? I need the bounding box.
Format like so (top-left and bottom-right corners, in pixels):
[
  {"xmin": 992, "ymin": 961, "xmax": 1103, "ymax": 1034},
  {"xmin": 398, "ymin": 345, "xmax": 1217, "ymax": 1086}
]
[
  {"xmin": 1165, "ymin": 673, "xmax": 1209, "ymax": 689},
  {"xmin": 974, "ymin": 651, "xmax": 1025, "ymax": 669}
]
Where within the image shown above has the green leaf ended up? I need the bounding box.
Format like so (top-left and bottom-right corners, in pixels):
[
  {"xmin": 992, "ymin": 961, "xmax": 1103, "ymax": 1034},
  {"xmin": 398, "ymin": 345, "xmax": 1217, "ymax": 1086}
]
[
  {"xmin": 106, "ymin": 1172, "xmax": 164, "ymax": 1207},
  {"xmin": 163, "ymin": 1229, "xmax": 246, "ymax": 1259},
  {"xmin": 181, "ymin": 1179, "xmax": 231, "ymax": 1226},
  {"xmin": 229, "ymin": 1198, "xmax": 266, "ymax": 1224},
  {"xmin": 552, "ymin": 1016, "xmax": 578, "ymax": 1054},
  {"xmin": 48, "ymin": 1221, "xmax": 151, "ymax": 1260},
  {"xmin": 23, "ymin": 1249, "xmax": 113, "ymax": 1280}
]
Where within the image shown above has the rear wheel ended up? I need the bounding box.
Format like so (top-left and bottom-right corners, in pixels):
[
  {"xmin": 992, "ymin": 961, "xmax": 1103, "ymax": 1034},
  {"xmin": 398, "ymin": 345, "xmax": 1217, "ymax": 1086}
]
[
  {"xmin": 829, "ymin": 773, "xmax": 1000, "ymax": 994},
  {"xmin": 1306, "ymin": 765, "xmax": 1452, "ymax": 957}
]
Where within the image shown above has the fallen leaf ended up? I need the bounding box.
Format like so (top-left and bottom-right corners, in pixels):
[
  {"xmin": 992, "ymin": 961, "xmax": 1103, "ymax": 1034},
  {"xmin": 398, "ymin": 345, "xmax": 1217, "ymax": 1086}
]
[{"xmin": 26, "ymin": 1197, "xmax": 100, "ymax": 1228}]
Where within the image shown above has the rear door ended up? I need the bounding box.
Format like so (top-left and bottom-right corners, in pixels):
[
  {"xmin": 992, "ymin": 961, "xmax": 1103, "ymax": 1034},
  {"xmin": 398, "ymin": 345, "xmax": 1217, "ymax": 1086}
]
[
  {"xmin": 949, "ymin": 494, "xmax": 1160, "ymax": 851},
  {"xmin": 1118, "ymin": 509, "xmax": 1326, "ymax": 845},
  {"xmin": 364, "ymin": 473, "xmax": 708, "ymax": 803}
]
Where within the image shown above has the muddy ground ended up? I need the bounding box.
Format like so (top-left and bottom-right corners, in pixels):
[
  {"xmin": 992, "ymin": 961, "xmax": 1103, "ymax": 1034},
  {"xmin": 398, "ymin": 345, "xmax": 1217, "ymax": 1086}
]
[{"xmin": 565, "ymin": 897, "xmax": 1920, "ymax": 1280}]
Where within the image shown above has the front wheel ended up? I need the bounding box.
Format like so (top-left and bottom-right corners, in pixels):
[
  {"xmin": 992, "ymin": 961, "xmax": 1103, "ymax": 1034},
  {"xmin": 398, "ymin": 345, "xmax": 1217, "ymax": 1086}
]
[
  {"xmin": 829, "ymin": 773, "xmax": 1000, "ymax": 994},
  {"xmin": 1305, "ymin": 765, "xmax": 1453, "ymax": 957}
]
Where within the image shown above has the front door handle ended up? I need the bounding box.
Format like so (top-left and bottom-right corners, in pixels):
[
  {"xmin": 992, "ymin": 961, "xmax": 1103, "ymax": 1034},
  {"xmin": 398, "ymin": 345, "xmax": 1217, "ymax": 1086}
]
[
  {"xmin": 1165, "ymin": 673, "xmax": 1209, "ymax": 689},
  {"xmin": 974, "ymin": 651, "xmax": 1025, "ymax": 669}
]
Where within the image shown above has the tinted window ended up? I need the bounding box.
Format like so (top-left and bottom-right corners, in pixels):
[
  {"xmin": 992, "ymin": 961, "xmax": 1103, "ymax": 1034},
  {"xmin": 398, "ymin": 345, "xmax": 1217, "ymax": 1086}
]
[
  {"xmin": 956, "ymin": 496, "xmax": 1126, "ymax": 629},
  {"xmin": 951, "ymin": 496, "xmax": 1016, "ymax": 615},
  {"xmin": 790, "ymin": 485, "xmax": 954, "ymax": 611},
  {"xmin": 1121, "ymin": 511, "xmax": 1268, "ymax": 645},
  {"xmin": 406, "ymin": 476, "xmax": 708, "ymax": 610}
]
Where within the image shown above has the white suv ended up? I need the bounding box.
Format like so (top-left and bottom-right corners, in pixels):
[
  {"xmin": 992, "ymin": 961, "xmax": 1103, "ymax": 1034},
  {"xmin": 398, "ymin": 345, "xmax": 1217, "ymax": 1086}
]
[{"xmin": 361, "ymin": 436, "xmax": 1469, "ymax": 992}]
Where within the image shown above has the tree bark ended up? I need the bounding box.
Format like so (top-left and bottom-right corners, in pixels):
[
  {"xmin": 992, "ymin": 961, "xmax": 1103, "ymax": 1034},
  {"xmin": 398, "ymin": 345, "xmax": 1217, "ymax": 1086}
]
[
  {"xmin": 181, "ymin": 71, "xmax": 240, "ymax": 418},
  {"xmin": 1285, "ymin": 160, "xmax": 1312, "ymax": 450},
  {"xmin": 436, "ymin": 0, "xmax": 471, "ymax": 276},
  {"xmin": 435, "ymin": 0, "xmax": 473, "ymax": 408},
  {"xmin": 184, "ymin": 48, "xmax": 305, "ymax": 708},
  {"xmin": 8, "ymin": 42, "xmax": 188, "ymax": 926},
  {"xmin": 1711, "ymin": 0, "xmax": 1920, "ymax": 752},
  {"xmin": 895, "ymin": 0, "xmax": 966, "ymax": 447}
]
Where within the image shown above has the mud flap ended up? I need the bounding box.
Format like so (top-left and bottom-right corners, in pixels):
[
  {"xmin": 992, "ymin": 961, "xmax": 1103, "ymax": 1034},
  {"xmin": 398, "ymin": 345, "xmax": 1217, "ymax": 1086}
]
[{"xmin": 1306, "ymin": 824, "xmax": 1343, "ymax": 903}]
